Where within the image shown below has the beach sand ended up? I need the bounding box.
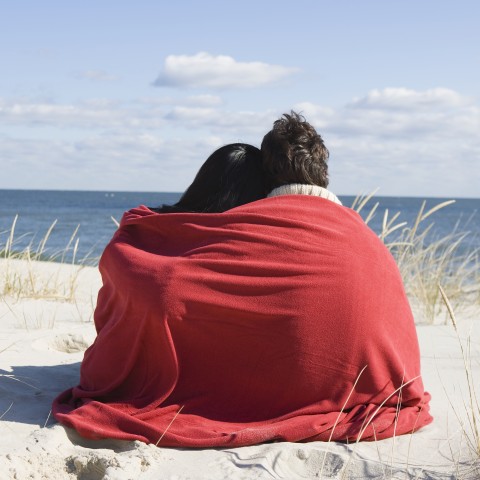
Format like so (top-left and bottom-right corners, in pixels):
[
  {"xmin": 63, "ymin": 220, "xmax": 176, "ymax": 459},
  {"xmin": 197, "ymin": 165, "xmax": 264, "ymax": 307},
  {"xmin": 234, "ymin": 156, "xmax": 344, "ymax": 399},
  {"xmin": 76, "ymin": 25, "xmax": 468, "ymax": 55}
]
[{"xmin": 0, "ymin": 259, "xmax": 479, "ymax": 479}]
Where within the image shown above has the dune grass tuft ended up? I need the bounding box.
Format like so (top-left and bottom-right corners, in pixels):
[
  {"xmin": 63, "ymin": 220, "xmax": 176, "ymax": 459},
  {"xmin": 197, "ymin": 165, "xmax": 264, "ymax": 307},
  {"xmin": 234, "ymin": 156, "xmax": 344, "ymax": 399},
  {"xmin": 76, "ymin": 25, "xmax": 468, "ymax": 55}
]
[
  {"xmin": 353, "ymin": 194, "xmax": 479, "ymax": 324},
  {"xmin": 439, "ymin": 285, "xmax": 480, "ymax": 459},
  {"xmin": 0, "ymin": 215, "xmax": 88, "ymax": 302}
]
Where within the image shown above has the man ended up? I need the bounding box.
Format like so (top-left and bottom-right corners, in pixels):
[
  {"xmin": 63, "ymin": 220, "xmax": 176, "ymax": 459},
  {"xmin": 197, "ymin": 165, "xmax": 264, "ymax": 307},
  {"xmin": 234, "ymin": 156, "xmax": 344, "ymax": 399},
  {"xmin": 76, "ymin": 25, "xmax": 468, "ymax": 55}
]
[{"xmin": 253, "ymin": 110, "xmax": 432, "ymax": 440}]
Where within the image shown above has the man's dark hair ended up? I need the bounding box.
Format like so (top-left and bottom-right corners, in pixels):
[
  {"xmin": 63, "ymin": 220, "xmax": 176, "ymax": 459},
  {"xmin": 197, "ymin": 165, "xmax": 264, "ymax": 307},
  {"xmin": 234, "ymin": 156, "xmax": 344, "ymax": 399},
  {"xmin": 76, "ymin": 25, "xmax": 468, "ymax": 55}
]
[
  {"xmin": 153, "ymin": 143, "xmax": 266, "ymax": 213},
  {"xmin": 261, "ymin": 111, "xmax": 329, "ymax": 190}
]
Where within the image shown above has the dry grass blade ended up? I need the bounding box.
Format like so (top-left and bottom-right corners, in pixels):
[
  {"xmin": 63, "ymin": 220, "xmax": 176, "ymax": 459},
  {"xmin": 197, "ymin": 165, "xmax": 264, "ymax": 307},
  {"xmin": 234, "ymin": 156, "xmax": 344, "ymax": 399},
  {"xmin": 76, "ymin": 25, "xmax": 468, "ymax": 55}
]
[
  {"xmin": 0, "ymin": 340, "xmax": 17, "ymax": 355},
  {"xmin": 43, "ymin": 409, "xmax": 52, "ymax": 428},
  {"xmin": 382, "ymin": 222, "xmax": 409, "ymax": 241},
  {"xmin": 364, "ymin": 201, "xmax": 379, "ymax": 225},
  {"xmin": 318, "ymin": 365, "xmax": 369, "ymax": 479},
  {"xmin": 384, "ymin": 241, "xmax": 413, "ymax": 249},
  {"xmin": 438, "ymin": 284, "xmax": 458, "ymax": 331},
  {"xmin": 0, "ymin": 374, "xmax": 37, "ymax": 390},
  {"xmin": 155, "ymin": 405, "xmax": 184, "ymax": 446},
  {"xmin": 0, "ymin": 402, "xmax": 14, "ymax": 420},
  {"xmin": 355, "ymin": 376, "xmax": 421, "ymax": 442},
  {"xmin": 352, "ymin": 188, "xmax": 380, "ymax": 214},
  {"xmin": 35, "ymin": 219, "xmax": 57, "ymax": 261},
  {"xmin": 439, "ymin": 284, "xmax": 480, "ymax": 456},
  {"xmin": 380, "ymin": 209, "xmax": 407, "ymax": 240},
  {"xmin": 4, "ymin": 215, "xmax": 18, "ymax": 258},
  {"xmin": 408, "ymin": 200, "xmax": 426, "ymax": 243},
  {"xmin": 421, "ymin": 200, "xmax": 456, "ymax": 222},
  {"xmin": 59, "ymin": 224, "xmax": 80, "ymax": 263}
]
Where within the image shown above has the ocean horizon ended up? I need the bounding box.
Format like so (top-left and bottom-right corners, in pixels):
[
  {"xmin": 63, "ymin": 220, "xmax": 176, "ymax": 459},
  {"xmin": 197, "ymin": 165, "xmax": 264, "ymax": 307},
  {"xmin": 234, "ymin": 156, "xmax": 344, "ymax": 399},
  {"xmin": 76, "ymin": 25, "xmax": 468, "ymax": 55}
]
[
  {"xmin": 1, "ymin": 189, "xmax": 478, "ymax": 263},
  {"xmin": 2, "ymin": 187, "xmax": 479, "ymax": 200}
]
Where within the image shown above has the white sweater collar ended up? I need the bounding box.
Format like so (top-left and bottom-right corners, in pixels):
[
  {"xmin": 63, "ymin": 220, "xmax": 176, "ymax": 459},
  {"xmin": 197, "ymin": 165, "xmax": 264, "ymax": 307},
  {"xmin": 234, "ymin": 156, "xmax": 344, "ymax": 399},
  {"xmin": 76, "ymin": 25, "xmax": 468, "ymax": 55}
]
[{"xmin": 267, "ymin": 184, "xmax": 342, "ymax": 205}]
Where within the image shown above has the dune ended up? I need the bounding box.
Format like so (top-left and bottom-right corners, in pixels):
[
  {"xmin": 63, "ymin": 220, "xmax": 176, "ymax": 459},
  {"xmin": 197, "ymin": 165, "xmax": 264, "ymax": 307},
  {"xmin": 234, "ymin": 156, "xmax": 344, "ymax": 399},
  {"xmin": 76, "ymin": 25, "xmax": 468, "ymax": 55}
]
[{"xmin": 0, "ymin": 258, "xmax": 479, "ymax": 479}]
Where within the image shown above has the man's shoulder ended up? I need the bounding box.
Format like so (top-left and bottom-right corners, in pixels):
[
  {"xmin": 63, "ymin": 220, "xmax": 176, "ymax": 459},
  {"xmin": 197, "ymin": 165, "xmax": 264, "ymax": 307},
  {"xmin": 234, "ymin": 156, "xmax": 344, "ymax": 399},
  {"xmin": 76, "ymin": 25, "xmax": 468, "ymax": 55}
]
[{"xmin": 232, "ymin": 195, "xmax": 360, "ymax": 222}]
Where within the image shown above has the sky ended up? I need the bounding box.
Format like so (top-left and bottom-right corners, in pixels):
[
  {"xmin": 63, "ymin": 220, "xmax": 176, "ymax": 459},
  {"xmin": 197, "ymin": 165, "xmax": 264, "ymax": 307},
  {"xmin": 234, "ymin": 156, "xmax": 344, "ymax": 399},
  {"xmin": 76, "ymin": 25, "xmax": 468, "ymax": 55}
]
[{"xmin": 1, "ymin": 0, "xmax": 479, "ymax": 197}]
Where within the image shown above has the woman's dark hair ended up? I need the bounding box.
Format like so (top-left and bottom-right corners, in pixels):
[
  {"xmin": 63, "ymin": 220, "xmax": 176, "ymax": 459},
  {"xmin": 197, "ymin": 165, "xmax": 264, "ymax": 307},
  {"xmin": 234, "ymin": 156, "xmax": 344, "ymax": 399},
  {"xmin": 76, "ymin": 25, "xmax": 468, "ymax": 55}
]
[
  {"xmin": 261, "ymin": 111, "xmax": 329, "ymax": 190},
  {"xmin": 152, "ymin": 143, "xmax": 266, "ymax": 213}
]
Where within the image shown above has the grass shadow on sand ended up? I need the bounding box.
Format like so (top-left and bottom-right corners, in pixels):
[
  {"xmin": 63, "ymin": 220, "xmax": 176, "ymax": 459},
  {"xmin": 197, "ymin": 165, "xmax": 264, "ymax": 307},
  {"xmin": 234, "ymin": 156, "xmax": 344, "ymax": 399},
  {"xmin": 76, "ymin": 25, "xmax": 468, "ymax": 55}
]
[{"xmin": 0, "ymin": 362, "xmax": 80, "ymax": 426}]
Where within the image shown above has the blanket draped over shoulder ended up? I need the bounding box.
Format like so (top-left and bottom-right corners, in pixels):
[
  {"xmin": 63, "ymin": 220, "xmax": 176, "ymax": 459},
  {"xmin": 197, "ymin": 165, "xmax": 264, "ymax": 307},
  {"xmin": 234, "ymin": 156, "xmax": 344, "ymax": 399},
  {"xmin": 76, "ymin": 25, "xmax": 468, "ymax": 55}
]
[{"xmin": 53, "ymin": 196, "xmax": 432, "ymax": 447}]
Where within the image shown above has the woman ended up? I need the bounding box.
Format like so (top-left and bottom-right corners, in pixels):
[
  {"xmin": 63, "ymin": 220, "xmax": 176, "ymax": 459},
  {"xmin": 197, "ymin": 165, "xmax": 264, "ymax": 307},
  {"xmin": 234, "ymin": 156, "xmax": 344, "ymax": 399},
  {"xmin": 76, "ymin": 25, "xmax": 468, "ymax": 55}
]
[{"xmin": 152, "ymin": 143, "xmax": 266, "ymax": 213}]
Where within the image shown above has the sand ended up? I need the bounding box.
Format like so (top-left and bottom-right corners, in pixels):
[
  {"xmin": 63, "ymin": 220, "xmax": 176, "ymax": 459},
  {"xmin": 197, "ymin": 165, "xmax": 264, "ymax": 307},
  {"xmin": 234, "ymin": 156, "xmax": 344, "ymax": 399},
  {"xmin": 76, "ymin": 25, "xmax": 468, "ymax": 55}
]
[{"xmin": 0, "ymin": 258, "xmax": 479, "ymax": 479}]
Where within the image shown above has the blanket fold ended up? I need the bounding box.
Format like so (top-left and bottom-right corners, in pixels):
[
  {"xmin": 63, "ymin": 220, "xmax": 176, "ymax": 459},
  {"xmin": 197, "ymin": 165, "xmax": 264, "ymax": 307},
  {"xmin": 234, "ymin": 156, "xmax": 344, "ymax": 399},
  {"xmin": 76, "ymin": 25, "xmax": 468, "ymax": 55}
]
[{"xmin": 53, "ymin": 196, "xmax": 432, "ymax": 447}]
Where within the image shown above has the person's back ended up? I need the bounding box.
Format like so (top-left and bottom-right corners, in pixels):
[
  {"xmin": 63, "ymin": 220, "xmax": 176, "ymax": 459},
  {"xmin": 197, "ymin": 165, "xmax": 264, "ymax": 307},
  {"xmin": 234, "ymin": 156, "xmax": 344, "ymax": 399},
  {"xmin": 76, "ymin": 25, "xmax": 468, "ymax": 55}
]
[
  {"xmin": 53, "ymin": 191, "xmax": 432, "ymax": 446},
  {"xmin": 151, "ymin": 195, "xmax": 427, "ymax": 428}
]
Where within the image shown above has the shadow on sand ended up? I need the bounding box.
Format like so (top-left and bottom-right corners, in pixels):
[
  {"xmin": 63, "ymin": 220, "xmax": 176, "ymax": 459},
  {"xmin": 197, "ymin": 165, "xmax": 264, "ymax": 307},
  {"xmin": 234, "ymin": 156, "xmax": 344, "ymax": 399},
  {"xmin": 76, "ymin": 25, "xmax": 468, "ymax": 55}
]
[{"xmin": 0, "ymin": 362, "xmax": 80, "ymax": 426}]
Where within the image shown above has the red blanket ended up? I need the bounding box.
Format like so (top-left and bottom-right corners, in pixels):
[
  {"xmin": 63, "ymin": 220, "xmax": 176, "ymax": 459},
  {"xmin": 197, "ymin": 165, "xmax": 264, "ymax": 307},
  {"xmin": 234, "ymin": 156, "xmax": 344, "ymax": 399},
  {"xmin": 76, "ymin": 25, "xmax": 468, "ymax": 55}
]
[{"xmin": 53, "ymin": 195, "xmax": 432, "ymax": 447}]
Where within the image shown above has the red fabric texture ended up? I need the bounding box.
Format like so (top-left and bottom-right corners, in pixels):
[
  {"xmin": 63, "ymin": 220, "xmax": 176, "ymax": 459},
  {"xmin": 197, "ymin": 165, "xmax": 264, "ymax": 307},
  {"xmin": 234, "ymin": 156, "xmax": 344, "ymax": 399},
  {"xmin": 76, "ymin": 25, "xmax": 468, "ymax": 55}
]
[{"xmin": 53, "ymin": 195, "xmax": 432, "ymax": 447}]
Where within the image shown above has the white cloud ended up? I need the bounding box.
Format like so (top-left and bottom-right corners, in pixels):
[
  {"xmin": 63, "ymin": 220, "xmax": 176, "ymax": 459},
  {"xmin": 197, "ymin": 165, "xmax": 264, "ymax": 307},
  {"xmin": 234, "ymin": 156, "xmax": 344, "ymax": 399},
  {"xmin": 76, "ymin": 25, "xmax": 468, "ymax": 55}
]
[
  {"xmin": 291, "ymin": 102, "xmax": 336, "ymax": 129},
  {"xmin": 0, "ymin": 98, "xmax": 164, "ymax": 130},
  {"xmin": 1, "ymin": 88, "xmax": 478, "ymax": 197},
  {"xmin": 75, "ymin": 70, "xmax": 118, "ymax": 82},
  {"xmin": 0, "ymin": 98, "xmax": 271, "ymax": 148},
  {"xmin": 0, "ymin": 133, "xmax": 223, "ymax": 192},
  {"xmin": 349, "ymin": 87, "xmax": 471, "ymax": 110},
  {"xmin": 294, "ymin": 90, "xmax": 480, "ymax": 197},
  {"xmin": 136, "ymin": 94, "xmax": 223, "ymax": 107},
  {"xmin": 153, "ymin": 52, "xmax": 298, "ymax": 89},
  {"xmin": 295, "ymin": 90, "xmax": 480, "ymax": 139},
  {"xmin": 185, "ymin": 94, "xmax": 223, "ymax": 106},
  {"xmin": 165, "ymin": 106, "xmax": 275, "ymax": 137}
]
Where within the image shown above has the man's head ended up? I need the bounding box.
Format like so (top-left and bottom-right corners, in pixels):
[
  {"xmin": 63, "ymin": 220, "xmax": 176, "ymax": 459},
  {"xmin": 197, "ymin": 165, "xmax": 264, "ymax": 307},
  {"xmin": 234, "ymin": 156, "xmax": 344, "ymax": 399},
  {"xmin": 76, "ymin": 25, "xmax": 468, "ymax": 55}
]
[{"xmin": 261, "ymin": 111, "xmax": 329, "ymax": 191}]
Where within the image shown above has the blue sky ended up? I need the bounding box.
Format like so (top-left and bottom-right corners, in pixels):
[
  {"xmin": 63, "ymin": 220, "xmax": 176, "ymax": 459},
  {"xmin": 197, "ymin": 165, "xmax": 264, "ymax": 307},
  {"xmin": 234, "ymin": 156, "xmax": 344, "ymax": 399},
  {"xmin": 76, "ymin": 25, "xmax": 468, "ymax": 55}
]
[{"xmin": 1, "ymin": 1, "xmax": 479, "ymax": 197}]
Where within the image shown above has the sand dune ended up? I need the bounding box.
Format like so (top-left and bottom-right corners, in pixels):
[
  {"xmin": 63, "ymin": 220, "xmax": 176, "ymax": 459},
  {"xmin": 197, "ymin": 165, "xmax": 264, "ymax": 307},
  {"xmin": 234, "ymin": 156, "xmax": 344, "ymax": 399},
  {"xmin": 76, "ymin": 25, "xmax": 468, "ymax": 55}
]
[{"xmin": 0, "ymin": 259, "xmax": 479, "ymax": 479}]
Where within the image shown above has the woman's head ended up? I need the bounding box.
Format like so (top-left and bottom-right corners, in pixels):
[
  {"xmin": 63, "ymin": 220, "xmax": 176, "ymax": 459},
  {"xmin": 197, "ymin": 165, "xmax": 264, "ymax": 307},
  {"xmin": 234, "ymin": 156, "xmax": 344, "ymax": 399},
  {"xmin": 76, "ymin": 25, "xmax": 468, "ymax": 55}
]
[{"xmin": 156, "ymin": 143, "xmax": 266, "ymax": 213}]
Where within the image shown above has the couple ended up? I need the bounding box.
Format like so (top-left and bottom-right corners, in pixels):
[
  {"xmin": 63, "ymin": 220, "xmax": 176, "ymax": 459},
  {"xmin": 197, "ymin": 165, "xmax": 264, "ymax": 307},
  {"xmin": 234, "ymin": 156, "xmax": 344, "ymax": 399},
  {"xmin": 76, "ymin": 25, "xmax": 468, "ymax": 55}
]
[
  {"xmin": 152, "ymin": 111, "xmax": 336, "ymax": 214},
  {"xmin": 53, "ymin": 112, "xmax": 432, "ymax": 448}
]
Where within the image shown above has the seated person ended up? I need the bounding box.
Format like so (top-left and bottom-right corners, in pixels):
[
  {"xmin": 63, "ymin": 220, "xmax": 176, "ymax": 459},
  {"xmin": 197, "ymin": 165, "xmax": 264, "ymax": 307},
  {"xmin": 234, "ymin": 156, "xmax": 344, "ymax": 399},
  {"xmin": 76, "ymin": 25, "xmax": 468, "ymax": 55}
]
[{"xmin": 53, "ymin": 120, "xmax": 432, "ymax": 448}]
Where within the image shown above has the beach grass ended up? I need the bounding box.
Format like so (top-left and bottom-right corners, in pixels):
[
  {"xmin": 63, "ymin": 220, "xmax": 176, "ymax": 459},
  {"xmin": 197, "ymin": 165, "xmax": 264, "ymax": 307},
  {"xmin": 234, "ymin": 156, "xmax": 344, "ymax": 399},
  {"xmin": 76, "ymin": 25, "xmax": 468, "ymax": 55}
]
[
  {"xmin": 0, "ymin": 215, "xmax": 85, "ymax": 302},
  {"xmin": 353, "ymin": 194, "xmax": 479, "ymax": 324},
  {"xmin": 439, "ymin": 286, "xmax": 480, "ymax": 459}
]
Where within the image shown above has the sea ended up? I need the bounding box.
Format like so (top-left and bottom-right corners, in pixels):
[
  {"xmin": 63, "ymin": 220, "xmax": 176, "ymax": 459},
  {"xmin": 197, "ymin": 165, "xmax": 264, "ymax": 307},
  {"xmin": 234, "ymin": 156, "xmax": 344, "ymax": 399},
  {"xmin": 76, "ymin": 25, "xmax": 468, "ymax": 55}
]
[{"xmin": 0, "ymin": 189, "xmax": 478, "ymax": 264}]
